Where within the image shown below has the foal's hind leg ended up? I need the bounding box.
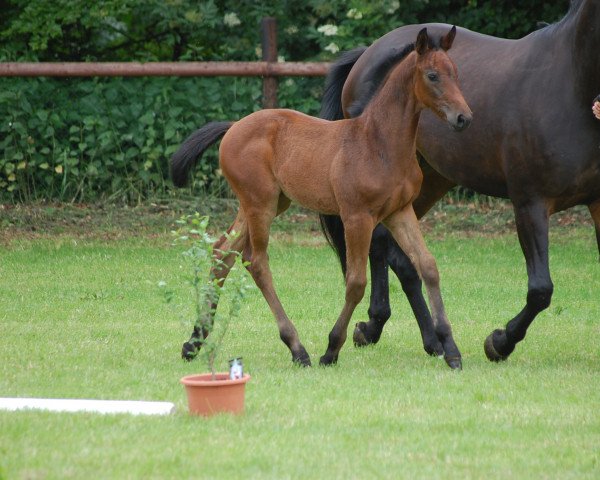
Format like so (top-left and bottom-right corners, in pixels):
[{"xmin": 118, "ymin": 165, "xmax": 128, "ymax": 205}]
[
  {"xmin": 182, "ymin": 211, "xmax": 249, "ymax": 360},
  {"xmin": 244, "ymin": 197, "xmax": 312, "ymax": 366},
  {"xmin": 383, "ymin": 206, "xmax": 462, "ymax": 370}
]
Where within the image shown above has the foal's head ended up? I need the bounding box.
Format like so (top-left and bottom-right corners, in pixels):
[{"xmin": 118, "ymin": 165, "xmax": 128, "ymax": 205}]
[{"xmin": 414, "ymin": 27, "xmax": 472, "ymax": 131}]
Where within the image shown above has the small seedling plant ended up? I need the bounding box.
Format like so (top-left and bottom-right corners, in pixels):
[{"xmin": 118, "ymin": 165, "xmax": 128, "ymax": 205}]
[{"xmin": 160, "ymin": 213, "xmax": 253, "ymax": 380}]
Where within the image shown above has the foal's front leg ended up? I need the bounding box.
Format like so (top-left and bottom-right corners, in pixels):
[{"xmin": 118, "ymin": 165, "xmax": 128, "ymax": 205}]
[
  {"xmin": 320, "ymin": 214, "xmax": 374, "ymax": 365},
  {"xmin": 383, "ymin": 206, "xmax": 462, "ymax": 370},
  {"xmin": 353, "ymin": 226, "xmax": 443, "ymax": 356},
  {"xmin": 387, "ymin": 241, "xmax": 444, "ymax": 356}
]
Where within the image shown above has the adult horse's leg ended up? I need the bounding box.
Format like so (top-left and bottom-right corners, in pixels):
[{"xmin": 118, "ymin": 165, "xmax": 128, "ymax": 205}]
[
  {"xmin": 589, "ymin": 200, "xmax": 600, "ymax": 262},
  {"xmin": 320, "ymin": 214, "xmax": 375, "ymax": 366},
  {"xmin": 352, "ymin": 225, "xmax": 392, "ymax": 346},
  {"xmin": 182, "ymin": 211, "xmax": 249, "ymax": 360},
  {"xmin": 383, "ymin": 206, "xmax": 462, "ymax": 369},
  {"xmin": 353, "ymin": 162, "xmax": 453, "ymax": 355},
  {"xmin": 387, "ymin": 244, "xmax": 444, "ymax": 356},
  {"xmin": 484, "ymin": 200, "xmax": 553, "ymax": 361},
  {"xmin": 245, "ymin": 199, "xmax": 312, "ymax": 367}
]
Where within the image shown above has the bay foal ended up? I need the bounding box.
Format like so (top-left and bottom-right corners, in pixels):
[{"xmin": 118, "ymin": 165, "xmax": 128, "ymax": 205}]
[{"xmin": 171, "ymin": 27, "xmax": 472, "ymax": 369}]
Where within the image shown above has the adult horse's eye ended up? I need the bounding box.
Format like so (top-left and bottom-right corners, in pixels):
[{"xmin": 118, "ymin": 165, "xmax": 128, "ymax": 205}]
[{"xmin": 427, "ymin": 72, "xmax": 439, "ymax": 82}]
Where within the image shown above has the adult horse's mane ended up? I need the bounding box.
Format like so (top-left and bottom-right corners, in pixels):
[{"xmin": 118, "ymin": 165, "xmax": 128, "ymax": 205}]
[
  {"xmin": 345, "ymin": 42, "xmax": 415, "ymax": 118},
  {"xmin": 535, "ymin": 0, "xmax": 584, "ymax": 36}
]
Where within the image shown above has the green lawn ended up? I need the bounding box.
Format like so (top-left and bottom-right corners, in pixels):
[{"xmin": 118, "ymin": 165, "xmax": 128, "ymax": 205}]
[{"xmin": 0, "ymin": 223, "xmax": 599, "ymax": 479}]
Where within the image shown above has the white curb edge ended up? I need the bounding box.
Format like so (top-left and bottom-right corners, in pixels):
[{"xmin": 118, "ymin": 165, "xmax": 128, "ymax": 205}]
[{"xmin": 0, "ymin": 397, "xmax": 175, "ymax": 415}]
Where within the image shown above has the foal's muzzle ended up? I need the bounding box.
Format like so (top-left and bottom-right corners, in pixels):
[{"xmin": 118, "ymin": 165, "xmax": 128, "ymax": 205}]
[
  {"xmin": 441, "ymin": 104, "xmax": 473, "ymax": 132},
  {"xmin": 451, "ymin": 113, "xmax": 472, "ymax": 132}
]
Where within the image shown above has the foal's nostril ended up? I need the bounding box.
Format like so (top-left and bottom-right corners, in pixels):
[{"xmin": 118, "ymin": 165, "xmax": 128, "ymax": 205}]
[{"xmin": 455, "ymin": 114, "xmax": 471, "ymax": 131}]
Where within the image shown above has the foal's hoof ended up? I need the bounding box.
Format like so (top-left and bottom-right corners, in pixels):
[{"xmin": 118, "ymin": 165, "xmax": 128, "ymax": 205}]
[
  {"xmin": 444, "ymin": 356, "xmax": 462, "ymax": 370},
  {"xmin": 319, "ymin": 353, "xmax": 338, "ymax": 366},
  {"xmin": 181, "ymin": 341, "xmax": 199, "ymax": 361},
  {"xmin": 353, "ymin": 322, "xmax": 379, "ymax": 347},
  {"xmin": 484, "ymin": 329, "xmax": 512, "ymax": 362}
]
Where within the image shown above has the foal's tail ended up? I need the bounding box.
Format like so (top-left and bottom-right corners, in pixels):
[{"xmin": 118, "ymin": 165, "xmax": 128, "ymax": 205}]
[
  {"xmin": 318, "ymin": 47, "xmax": 366, "ymax": 275},
  {"xmin": 171, "ymin": 121, "xmax": 234, "ymax": 187}
]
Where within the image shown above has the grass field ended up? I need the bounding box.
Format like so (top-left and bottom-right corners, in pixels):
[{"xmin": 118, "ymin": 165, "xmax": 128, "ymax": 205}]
[{"xmin": 1, "ymin": 204, "xmax": 599, "ymax": 479}]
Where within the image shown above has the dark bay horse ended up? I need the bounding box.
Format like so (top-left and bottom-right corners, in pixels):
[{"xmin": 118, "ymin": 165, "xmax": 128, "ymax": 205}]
[
  {"xmin": 171, "ymin": 28, "xmax": 471, "ymax": 368},
  {"xmin": 320, "ymin": 0, "xmax": 600, "ymax": 364}
]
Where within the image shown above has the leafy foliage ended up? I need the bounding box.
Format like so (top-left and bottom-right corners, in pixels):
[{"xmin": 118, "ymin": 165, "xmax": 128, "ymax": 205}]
[
  {"xmin": 0, "ymin": 76, "xmax": 263, "ymax": 202},
  {"xmin": 160, "ymin": 213, "xmax": 253, "ymax": 378},
  {"xmin": 0, "ymin": 0, "xmax": 568, "ymax": 202}
]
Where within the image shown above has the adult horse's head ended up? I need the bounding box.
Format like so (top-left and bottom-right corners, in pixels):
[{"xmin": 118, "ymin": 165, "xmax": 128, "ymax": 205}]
[{"xmin": 414, "ymin": 27, "xmax": 472, "ymax": 132}]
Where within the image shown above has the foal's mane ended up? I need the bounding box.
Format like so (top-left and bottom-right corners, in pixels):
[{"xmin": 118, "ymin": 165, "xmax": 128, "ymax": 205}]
[{"xmin": 346, "ymin": 34, "xmax": 445, "ymax": 118}]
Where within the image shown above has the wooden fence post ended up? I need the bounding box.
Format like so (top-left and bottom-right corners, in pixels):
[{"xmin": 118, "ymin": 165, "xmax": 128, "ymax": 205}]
[{"xmin": 261, "ymin": 17, "xmax": 278, "ymax": 109}]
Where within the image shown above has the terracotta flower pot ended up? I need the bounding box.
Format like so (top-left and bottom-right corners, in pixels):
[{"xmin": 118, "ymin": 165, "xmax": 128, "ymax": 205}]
[{"xmin": 180, "ymin": 373, "xmax": 251, "ymax": 416}]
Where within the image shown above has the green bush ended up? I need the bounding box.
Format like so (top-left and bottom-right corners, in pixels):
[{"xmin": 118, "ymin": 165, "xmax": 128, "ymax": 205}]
[
  {"xmin": 0, "ymin": 76, "xmax": 262, "ymax": 202},
  {"xmin": 0, "ymin": 75, "xmax": 324, "ymax": 202}
]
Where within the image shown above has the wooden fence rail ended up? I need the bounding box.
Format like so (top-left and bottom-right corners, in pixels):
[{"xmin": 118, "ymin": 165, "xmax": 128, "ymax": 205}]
[
  {"xmin": 0, "ymin": 61, "xmax": 329, "ymax": 78},
  {"xmin": 0, "ymin": 18, "xmax": 331, "ymax": 109}
]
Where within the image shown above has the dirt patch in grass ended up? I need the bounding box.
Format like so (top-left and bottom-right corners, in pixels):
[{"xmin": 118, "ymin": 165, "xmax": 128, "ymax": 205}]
[
  {"xmin": 1, "ymin": 196, "xmax": 595, "ymax": 245},
  {"xmin": 421, "ymin": 199, "xmax": 595, "ymax": 240},
  {"xmin": 0, "ymin": 197, "xmax": 323, "ymax": 244}
]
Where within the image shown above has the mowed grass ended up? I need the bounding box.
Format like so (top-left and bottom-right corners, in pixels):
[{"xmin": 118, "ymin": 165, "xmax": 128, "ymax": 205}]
[{"xmin": 0, "ymin": 225, "xmax": 599, "ymax": 479}]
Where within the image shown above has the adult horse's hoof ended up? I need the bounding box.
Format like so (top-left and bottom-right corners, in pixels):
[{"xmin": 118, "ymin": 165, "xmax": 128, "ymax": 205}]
[
  {"xmin": 292, "ymin": 348, "xmax": 312, "ymax": 367},
  {"xmin": 319, "ymin": 353, "xmax": 338, "ymax": 366},
  {"xmin": 181, "ymin": 341, "xmax": 199, "ymax": 361},
  {"xmin": 484, "ymin": 329, "xmax": 511, "ymax": 362},
  {"xmin": 352, "ymin": 322, "xmax": 380, "ymax": 347},
  {"xmin": 424, "ymin": 340, "xmax": 445, "ymax": 357},
  {"xmin": 444, "ymin": 356, "xmax": 462, "ymax": 370},
  {"xmin": 353, "ymin": 323, "xmax": 369, "ymax": 347}
]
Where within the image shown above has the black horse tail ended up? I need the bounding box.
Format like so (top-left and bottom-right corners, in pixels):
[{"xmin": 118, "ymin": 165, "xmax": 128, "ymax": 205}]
[
  {"xmin": 318, "ymin": 47, "xmax": 366, "ymax": 276},
  {"xmin": 319, "ymin": 46, "xmax": 367, "ymax": 121},
  {"xmin": 171, "ymin": 121, "xmax": 234, "ymax": 187}
]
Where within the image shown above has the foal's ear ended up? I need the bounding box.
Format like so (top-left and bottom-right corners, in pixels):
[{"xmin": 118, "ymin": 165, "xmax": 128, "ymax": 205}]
[
  {"xmin": 440, "ymin": 25, "xmax": 457, "ymax": 51},
  {"xmin": 416, "ymin": 28, "xmax": 429, "ymax": 55}
]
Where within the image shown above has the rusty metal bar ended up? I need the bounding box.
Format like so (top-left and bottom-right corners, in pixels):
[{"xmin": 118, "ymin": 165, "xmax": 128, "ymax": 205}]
[
  {"xmin": 261, "ymin": 17, "xmax": 278, "ymax": 108},
  {"xmin": 0, "ymin": 61, "xmax": 330, "ymax": 78}
]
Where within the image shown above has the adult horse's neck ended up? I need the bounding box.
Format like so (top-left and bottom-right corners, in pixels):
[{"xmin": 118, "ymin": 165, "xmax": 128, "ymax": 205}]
[
  {"xmin": 564, "ymin": 0, "xmax": 600, "ymax": 103},
  {"xmin": 359, "ymin": 52, "xmax": 421, "ymax": 159}
]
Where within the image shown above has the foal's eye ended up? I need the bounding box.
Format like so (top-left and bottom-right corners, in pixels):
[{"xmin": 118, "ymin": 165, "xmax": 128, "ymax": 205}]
[{"xmin": 427, "ymin": 72, "xmax": 439, "ymax": 82}]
